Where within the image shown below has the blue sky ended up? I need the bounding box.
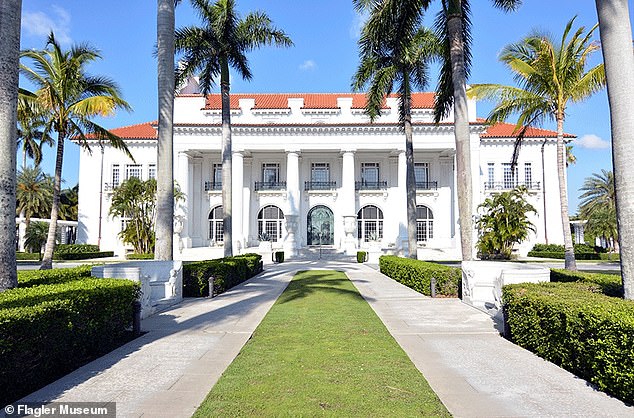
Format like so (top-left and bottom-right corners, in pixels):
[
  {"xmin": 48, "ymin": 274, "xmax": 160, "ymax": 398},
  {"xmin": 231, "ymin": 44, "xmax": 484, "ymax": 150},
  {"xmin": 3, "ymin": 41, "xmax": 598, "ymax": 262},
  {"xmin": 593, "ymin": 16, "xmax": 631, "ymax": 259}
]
[{"xmin": 20, "ymin": 1, "xmax": 630, "ymax": 212}]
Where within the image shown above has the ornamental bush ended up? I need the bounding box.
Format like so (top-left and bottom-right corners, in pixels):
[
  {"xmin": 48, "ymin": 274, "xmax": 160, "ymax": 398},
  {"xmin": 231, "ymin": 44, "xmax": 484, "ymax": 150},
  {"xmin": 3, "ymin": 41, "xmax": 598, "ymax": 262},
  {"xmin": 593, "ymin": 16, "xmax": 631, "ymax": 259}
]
[
  {"xmin": 550, "ymin": 268, "xmax": 623, "ymax": 297},
  {"xmin": 126, "ymin": 253, "xmax": 155, "ymax": 260},
  {"xmin": 17, "ymin": 265, "xmax": 93, "ymax": 288},
  {"xmin": 183, "ymin": 254, "xmax": 263, "ymax": 297},
  {"xmin": 54, "ymin": 244, "xmax": 99, "ymax": 254},
  {"xmin": 357, "ymin": 251, "xmax": 368, "ymax": 263},
  {"xmin": 527, "ymin": 243, "xmax": 602, "ymax": 260},
  {"xmin": 502, "ymin": 282, "xmax": 634, "ymax": 404},
  {"xmin": 0, "ymin": 277, "xmax": 140, "ymax": 406},
  {"xmin": 379, "ymin": 255, "xmax": 461, "ymax": 297}
]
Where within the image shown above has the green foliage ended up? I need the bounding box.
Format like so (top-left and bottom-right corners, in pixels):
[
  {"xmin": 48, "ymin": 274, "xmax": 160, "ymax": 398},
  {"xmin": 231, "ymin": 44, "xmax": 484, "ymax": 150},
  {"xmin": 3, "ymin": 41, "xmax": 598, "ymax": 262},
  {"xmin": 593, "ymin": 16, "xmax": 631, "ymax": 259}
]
[
  {"xmin": 502, "ymin": 282, "xmax": 634, "ymax": 404},
  {"xmin": 476, "ymin": 187, "xmax": 536, "ymax": 259},
  {"xmin": 357, "ymin": 251, "xmax": 368, "ymax": 263},
  {"xmin": 17, "ymin": 265, "xmax": 93, "ymax": 288},
  {"xmin": 379, "ymin": 255, "xmax": 461, "ymax": 297},
  {"xmin": 599, "ymin": 253, "xmax": 620, "ymax": 261},
  {"xmin": 183, "ymin": 254, "xmax": 263, "ymax": 298},
  {"xmin": 126, "ymin": 253, "xmax": 155, "ymax": 260},
  {"xmin": 16, "ymin": 252, "xmax": 40, "ymax": 261},
  {"xmin": 24, "ymin": 221, "xmax": 48, "ymax": 256},
  {"xmin": 16, "ymin": 166, "xmax": 53, "ymax": 220},
  {"xmin": 58, "ymin": 184, "xmax": 79, "ymax": 221},
  {"xmin": 274, "ymin": 251, "xmax": 284, "ymax": 263},
  {"xmin": 527, "ymin": 243, "xmax": 603, "ymax": 260},
  {"xmin": 550, "ymin": 268, "xmax": 623, "ymax": 298},
  {"xmin": 54, "ymin": 244, "xmax": 99, "ymax": 254},
  {"xmin": 0, "ymin": 276, "xmax": 140, "ymax": 406}
]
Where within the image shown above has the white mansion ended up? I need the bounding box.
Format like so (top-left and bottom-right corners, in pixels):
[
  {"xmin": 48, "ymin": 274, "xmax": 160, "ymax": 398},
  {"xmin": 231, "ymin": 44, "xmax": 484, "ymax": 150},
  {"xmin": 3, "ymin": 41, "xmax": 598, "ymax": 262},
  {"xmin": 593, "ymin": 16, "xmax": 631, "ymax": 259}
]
[{"xmin": 77, "ymin": 86, "xmax": 570, "ymax": 260}]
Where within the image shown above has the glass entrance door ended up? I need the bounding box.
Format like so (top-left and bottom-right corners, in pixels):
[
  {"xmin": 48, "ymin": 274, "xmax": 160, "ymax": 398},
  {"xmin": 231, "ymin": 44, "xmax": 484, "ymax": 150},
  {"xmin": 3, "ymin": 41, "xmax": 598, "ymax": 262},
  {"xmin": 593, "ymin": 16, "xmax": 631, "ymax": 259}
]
[{"xmin": 307, "ymin": 205, "xmax": 334, "ymax": 245}]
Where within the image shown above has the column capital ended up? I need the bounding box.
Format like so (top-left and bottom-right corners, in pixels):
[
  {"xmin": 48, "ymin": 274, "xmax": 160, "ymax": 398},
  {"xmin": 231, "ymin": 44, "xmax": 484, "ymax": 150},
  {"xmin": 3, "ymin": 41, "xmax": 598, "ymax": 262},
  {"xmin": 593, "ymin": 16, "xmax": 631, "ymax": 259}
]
[
  {"xmin": 285, "ymin": 149, "xmax": 301, "ymax": 155},
  {"xmin": 232, "ymin": 149, "xmax": 245, "ymax": 157},
  {"xmin": 340, "ymin": 149, "xmax": 356, "ymax": 155}
]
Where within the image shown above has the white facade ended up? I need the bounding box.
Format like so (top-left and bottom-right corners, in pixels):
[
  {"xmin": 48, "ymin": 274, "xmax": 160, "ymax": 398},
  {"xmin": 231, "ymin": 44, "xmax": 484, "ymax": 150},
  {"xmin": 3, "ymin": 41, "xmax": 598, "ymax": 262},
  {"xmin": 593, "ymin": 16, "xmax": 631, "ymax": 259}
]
[{"xmin": 77, "ymin": 90, "xmax": 567, "ymax": 260}]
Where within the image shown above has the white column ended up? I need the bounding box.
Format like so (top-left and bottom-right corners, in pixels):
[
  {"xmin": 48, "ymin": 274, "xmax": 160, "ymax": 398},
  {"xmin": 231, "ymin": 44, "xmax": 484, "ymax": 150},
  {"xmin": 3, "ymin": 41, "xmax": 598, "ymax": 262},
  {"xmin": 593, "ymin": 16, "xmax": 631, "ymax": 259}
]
[
  {"xmin": 341, "ymin": 150, "xmax": 357, "ymax": 255},
  {"xmin": 177, "ymin": 152, "xmax": 191, "ymax": 248},
  {"xmin": 242, "ymin": 157, "xmax": 252, "ymax": 246},
  {"xmin": 232, "ymin": 151, "xmax": 244, "ymax": 253},
  {"xmin": 284, "ymin": 150, "xmax": 300, "ymax": 256},
  {"xmin": 397, "ymin": 150, "xmax": 409, "ymax": 254}
]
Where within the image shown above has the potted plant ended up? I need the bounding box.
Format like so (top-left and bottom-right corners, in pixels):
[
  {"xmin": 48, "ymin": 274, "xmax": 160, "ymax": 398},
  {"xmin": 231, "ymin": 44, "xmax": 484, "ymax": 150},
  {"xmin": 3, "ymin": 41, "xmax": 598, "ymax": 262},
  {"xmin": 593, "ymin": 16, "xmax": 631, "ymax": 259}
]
[{"xmin": 258, "ymin": 233, "xmax": 273, "ymax": 252}]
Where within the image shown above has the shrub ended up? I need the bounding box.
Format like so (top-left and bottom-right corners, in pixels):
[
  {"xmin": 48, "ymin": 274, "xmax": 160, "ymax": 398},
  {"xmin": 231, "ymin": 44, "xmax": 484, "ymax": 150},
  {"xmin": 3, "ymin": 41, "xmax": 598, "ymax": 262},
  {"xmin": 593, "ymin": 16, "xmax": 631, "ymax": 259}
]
[
  {"xmin": 599, "ymin": 253, "xmax": 620, "ymax": 261},
  {"xmin": 17, "ymin": 265, "xmax": 93, "ymax": 288},
  {"xmin": 550, "ymin": 268, "xmax": 623, "ymax": 297},
  {"xmin": 183, "ymin": 254, "xmax": 262, "ymax": 298},
  {"xmin": 502, "ymin": 282, "xmax": 634, "ymax": 404},
  {"xmin": 126, "ymin": 253, "xmax": 155, "ymax": 260},
  {"xmin": 54, "ymin": 244, "xmax": 100, "ymax": 254},
  {"xmin": 16, "ymin": 252, "xmax": 40, "ymax": 261},
  {"xmin": 379, "ymin": 256, "xmax": 461, "ymax": 297},
  {"xmin": 54, "ymin": 251, "xmax": 114, "ymax": 260},
  {"xmin": 527, "ymin": 243, "xmax": 602, "ymax": 260},
  {"xmin": 274, "ymin": 251, "xmax": 285, "ymax": 263},
  {"xmin": 0, "ymin": 278, "xmax": 140, "ymax": 406},
  {"xmin": 357, "ymin": 251, "xmax": 368, "ymax": 263}
]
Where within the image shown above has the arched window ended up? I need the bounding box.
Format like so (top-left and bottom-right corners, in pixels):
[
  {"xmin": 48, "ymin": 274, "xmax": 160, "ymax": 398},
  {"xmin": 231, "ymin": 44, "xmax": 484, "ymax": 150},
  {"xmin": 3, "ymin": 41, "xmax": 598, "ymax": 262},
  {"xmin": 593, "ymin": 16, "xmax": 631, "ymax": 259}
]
[
  {"xmin": 208, "ymin": 206, "xmax": 223, "ymax": 243},
  {"xmin": 357, "ymin": 205, "xmax": 383, "ymax": 242},
  {"xmin": 416, "ymin": 205, "xmax": 434, "ymax": 242},
  {"xmin": 258, "ymin": 205, "xmax": 284, "ymax": 242}
]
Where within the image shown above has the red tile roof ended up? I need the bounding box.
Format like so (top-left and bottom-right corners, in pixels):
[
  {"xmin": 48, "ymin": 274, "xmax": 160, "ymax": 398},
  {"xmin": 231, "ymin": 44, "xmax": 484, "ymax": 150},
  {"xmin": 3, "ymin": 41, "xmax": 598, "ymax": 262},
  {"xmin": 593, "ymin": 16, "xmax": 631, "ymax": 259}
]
[
  {"xmin": 203, "ymin": 92, "xmax": 436, "ymax": 110},
  {"xmin": 481, "ymin": 121, "xmax": 575, "ymax": 138},
  {"xmin": 109, "ymin": 122, "xmax": 157, "ymax": 139}
]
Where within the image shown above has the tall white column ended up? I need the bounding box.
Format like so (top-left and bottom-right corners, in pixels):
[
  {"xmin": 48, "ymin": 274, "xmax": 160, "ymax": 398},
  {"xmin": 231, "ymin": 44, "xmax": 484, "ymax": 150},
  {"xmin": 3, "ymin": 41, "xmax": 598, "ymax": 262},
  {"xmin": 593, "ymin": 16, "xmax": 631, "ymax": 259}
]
[
  {"xmin": 284, "ymin": 150, "xmax": 300, "ymax": 256},
  {"xmin": 341, "ymin": 150, "xmax": 357, "ymax": 255},
  {"xmin": 397, "ymin": 150, "xmax": 409, "ymax": 254},
  {"xmin": 177, "ymin": 152, "xmax": 191, "ymax": 248},
  {"xmin": 232, "ymin": 151, "xmax": 244, "ymax": 253}
]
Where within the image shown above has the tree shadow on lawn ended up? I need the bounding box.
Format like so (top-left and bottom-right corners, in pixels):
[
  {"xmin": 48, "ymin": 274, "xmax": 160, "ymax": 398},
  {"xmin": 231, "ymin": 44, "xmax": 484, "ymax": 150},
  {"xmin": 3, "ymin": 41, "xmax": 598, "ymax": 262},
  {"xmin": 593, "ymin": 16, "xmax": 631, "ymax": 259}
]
[{"xmin": 277, "ymin": 270, "xmax": 371, "ymax": 305}]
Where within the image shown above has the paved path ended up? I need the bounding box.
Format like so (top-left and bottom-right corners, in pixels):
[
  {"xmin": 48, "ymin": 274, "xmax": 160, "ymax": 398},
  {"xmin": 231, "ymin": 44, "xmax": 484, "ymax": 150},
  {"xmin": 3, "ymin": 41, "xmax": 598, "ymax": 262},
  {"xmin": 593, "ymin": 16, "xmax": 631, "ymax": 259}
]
[{"xmin": 346, "ymin": 263, "xmax": 633, "ymax": 418}]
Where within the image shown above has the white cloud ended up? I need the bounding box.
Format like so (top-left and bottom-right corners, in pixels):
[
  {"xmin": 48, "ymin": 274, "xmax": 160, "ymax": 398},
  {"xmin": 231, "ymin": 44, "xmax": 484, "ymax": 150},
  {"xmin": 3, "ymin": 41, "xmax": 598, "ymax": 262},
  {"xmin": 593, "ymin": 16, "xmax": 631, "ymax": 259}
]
[
  {"xmin": 574, "ymin": 134, "xmax": 611, "ymax": 149},
  {"xmin": 349, "ymin": 10, "xmax": 369, "ymax": 39},
  {"xmin": 22, "ymin": 5, "xmax": 72, "ymax": 45},
  {"xmin": 299, "ymin": 60, "xmax": 316, "ymax": 71}
]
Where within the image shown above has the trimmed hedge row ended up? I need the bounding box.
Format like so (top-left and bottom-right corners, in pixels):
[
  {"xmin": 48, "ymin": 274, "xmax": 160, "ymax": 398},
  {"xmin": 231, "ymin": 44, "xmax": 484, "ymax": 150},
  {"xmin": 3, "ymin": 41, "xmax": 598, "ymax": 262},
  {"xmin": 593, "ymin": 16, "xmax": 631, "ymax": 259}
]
[
  {"xmin": 502, "ymin": 282, "xmax": 634, "ymax": 404},
  {"xmin": 379, "ymin": 255, "xmax": 461, "ymax": 297},
  {"xmin": 126, "ymin": 253, "xmax": 155, "ymax": 260},
  {"xmin": 550, "ymin": 268, "xmax": 623, "ymax": 298},
  {"xmin": 527, "ymin": 243, "xmax": 607, "ymax": 260},
  {"xmin": 526, "ymin": 251, "xmax": 600, "ymax": 260},
  {"xmin": 16, "ymin": 252, "xmax": 40, "ymax": 261},
  {"xmin": 54, "ymin": 244, "xmax": 100, "ymax": 254},
  {"xmin": 54, "ymin": 251, "xmax": 114, "ymax": 260},
  {"xmin": 183, "ymin": 253, "xmax": 263, "ymax": 297},
  {"xmin": 17, "ymin": 265, "xmax": 93, "ymax": 288},
  {"xmin": 0, "ymin": 277, "xmax": 140, "ymax": 406}
]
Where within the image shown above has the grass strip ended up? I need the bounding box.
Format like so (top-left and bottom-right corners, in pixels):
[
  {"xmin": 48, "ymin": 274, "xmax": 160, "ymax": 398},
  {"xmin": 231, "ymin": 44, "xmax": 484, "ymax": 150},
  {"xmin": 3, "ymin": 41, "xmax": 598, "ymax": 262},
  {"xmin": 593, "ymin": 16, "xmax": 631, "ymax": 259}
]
[{"xmin": 195, "ymin": 270, "xmax": 449, "ymax": 417}]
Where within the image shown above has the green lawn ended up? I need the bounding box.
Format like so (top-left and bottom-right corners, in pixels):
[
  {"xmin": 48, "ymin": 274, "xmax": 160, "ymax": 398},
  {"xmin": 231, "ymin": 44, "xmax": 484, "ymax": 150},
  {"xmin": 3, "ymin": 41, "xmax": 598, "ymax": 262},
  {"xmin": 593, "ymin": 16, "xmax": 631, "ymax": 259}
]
[{"xmin": 194, "ymin": 270, "xmax": 449, "ymax": 417}]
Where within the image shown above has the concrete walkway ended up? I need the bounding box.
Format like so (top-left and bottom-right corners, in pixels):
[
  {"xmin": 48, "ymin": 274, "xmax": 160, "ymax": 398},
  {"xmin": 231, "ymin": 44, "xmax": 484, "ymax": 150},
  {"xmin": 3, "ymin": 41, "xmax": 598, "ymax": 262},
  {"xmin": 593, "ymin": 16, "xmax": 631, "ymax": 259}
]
[
  {"xmin": 12, "ymin": 260, "xmax": 633, "ymax": 417},
  {"xmin": 346, "ymin": 263, "xmax": 633, "ymax": 418}
]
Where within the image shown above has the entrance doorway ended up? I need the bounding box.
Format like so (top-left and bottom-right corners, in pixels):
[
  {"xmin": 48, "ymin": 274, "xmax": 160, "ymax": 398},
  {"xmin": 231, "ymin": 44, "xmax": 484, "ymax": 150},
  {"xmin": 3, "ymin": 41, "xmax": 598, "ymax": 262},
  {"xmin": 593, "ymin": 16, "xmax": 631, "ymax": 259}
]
[{"xmin": 307, "ymin": 205, "xmax": 334, "ymax": 245}]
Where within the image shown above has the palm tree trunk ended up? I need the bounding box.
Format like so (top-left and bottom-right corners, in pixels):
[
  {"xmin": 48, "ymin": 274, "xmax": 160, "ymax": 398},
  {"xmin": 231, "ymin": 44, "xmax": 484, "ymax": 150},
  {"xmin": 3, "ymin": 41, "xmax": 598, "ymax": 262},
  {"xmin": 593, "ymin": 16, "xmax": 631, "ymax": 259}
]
[
  {"xmin": 595, "ymin": 0, "xmax": 634, "ymax": 299},
  {"xmin": 447, "ymin": 5, "xmax": 474, "ymax": 261},
  {"xmin": 556, "ymin": 116, "xmax": 576, "ymax": 270},
  {"xmin": 220, "ymin": 58, "xmax": 233, "ymax": 257},
  {"xmin": 403, "ymin": 92, "xmax": 417, "ymax": 259},
  {"xmin": 40, "ymin": 132, "xmax": 65, "ymax": 269},
  {"xmin": 155, "ymin": 0, "xmax": 175, "ymax": 261},
  {"xmin": 0, "ymin": 0, "xmax": 21, "ymax": 288}
]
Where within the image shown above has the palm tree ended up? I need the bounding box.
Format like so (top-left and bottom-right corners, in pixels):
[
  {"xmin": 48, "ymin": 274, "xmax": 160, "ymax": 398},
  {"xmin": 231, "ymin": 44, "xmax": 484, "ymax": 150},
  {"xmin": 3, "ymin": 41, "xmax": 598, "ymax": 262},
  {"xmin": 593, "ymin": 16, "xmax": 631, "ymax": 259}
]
[
  {"xmin": 594, "ymin": 0, "xmax": 634, "ymax": 299},
  {"xmin": 155, "ymin": 0, "xmax": 177, "ymax": 261},
  {"xmin": 24, "ymin": 221, "xmax": 48, "ymax": 259},
  {"xmin": 0, "ymin": 0, "xmax": 22, "ymax": 290},
  {"xmin": 352, "ymin": 0, "xmax": 439, "ymax": 259},
  {"xmin": 58, "ymin": 184, "xmax": 79, "ymax": 221},
  {"xmin": 16, "ymin": 98, "xmax": 53, "ymax": 169},
  {"xmin": 175, "ymin": 0, "xmax": 292, "ymax": 257},
  {"xmin": 579, "ymin": 170, "xmax": 617, "ymax": 251},
  {"xmin": 16, "ymin": 166, "xmax": 53, "ymax": 230},
  {"xmin": 468, "ymin": 17, "xmax": 605, "ymax": 271},
  {"xmin": 20, "ymin": 33, "xmax": 131, "ymax": 269}
]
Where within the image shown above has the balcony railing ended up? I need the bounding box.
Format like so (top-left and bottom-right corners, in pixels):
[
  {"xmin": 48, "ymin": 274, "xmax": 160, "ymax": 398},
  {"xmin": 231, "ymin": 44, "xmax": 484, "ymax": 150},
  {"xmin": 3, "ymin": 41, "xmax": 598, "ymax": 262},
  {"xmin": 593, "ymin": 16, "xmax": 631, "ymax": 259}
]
[
  {"xmin": 355, "ymin": 180, "xmax": 388, "ymax": 190},
  {"xmin": 304, "ymin": 181, "xmax": 337, "ymax": 191},
  {"xmin": 255, "ymin": 181, "xmax": 287, "ymax": 191},
  {"xmin": 484, "ymin": 181, "xmax": 541, "ymax": 191},
  {"xmin": 416, "ymin": 181, "xmax": 438, "ymax": 190},
  {"xmin": 204, "ymin": 181, "xmax": 222, "ymax": 191}
]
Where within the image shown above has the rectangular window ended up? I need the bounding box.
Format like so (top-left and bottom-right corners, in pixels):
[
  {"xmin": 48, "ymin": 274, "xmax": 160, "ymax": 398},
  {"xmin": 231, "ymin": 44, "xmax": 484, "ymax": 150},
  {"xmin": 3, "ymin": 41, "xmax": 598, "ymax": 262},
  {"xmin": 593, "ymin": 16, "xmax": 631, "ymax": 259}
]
[
  {"xmin": 148, "ymin": 164, "xmax": 156, "ymax": 180},
  {"xmin": 524, "ymin": 163, "xmax": 532, "ymax": 188},
  {"xmin": 502, "ymin": 163, "xmax": 517, "ymax": 189},
  {"xmin": 125, "ymin": 164, "xmax": 142, "ymax": 180},
  {"xmin": 111, "ymin": 164, "xmax": 120, "ymax": 187},
  {"xmin": 414, "ymin": 162, "xmax": 429, "ymax": 184},
  {"xmin": 262, "ymin": 163, "xmax": 280, "ymax": 183},
  {"xmin": 487, "ymin": 163, "xmax": 495, "ymax": 188},
  {"xmin": 311, "ymin": 163, "xmax": 330, "ymax": 182},
  {"xmin": 213, "ymin": 163, "xmax": 222, "ymax": 186},
  {"xmin": 361, "ymin": 162, "xmax": 379, "ymax": 184}
]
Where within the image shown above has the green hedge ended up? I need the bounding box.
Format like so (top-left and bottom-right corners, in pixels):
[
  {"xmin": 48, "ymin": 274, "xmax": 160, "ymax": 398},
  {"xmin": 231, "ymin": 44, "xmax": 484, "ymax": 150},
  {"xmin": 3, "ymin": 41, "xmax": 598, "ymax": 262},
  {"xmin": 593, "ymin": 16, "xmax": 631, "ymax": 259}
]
[
  {"xmin": 599, "ymin": 253, "xmax": 620, "ymax": 261},
  {"xmin": 502, "ymin": 282, "xmax": 634, "ymax": 404},
  {"xmin": 379, "ymin": 256, "xmax": 461, "ymax": 297},
  {"xmin": 550, "ymin": 268, "xmax": 623, "ymax": 298},
  {"xmin": 528, "ymin": 243, "xmax": 604, "ymax": 260},
  {"xmin": 357, "ymin": 251, "xmax": 368, "ymax": 263},
  {"xmin": 54, "ymin": 244, "xmax": 100, "ymax": 254},
  {"xmin": 183, "ymin": 253, "xmax": 263, "ymax": 297},
  {"xmin": 53, "ymin": 251, "xmax": 114, "ymax": 260},
  {"xmin": 526, "ymin": 251, "xmax": 601, "ymax": 260},
  {"xmin": 0, "ymin": 277, "xmax": 140, "ymax": 406},
  {"xmin": 126, "ymin": 253, "xmax": 155, "ymax": 260},
  {"xmin": 16, "ymin": 252, "xmax": 40, "ymax": 261},
  {"xmin": 17, "ymin": 265, "xmax": 93, "ymax": 288}
]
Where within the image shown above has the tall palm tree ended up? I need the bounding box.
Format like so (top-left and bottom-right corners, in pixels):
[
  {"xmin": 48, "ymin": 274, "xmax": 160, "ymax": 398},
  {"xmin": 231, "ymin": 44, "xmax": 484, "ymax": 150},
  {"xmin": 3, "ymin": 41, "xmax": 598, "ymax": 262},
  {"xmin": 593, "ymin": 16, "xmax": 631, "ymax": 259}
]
[
  {"xmin": 16, "ymin": 166, "xmax": 53, "ymax": 230},
  {"xmin": 16, "ymin": 98, "xmax": 53, "ymax": 169},
  {"xmin": 468, "ymin": 18, "xmax": 605, "ymax": 270},
  {"xmin": 594, "ymin": 0, "xmax": 634, "ymax": 298},
  {"xmin": 175, "ymin": 0, "xmax": 292, "ymax": 257},
  {"xmin": 0, "ymin": 0, "xmax": 22, "ymax": 290},
  {"xmin": 579, "ymin": 170, "xmax": 617, "ymax": 251},
  {"xmin": 155, "ymin": 0, "xmax": 177, "ymax": 261},
  {"xmin": 20, "ymin": 33, "xmax": 131, "ymax": 269},
  {"xmin": 352, "ymin": 0, "xmax": 438, "ymax": 259}
]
